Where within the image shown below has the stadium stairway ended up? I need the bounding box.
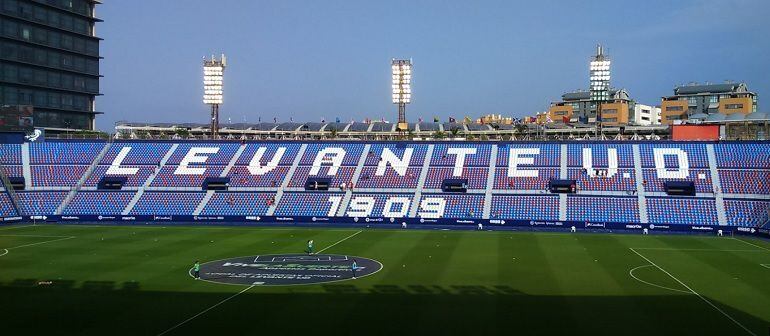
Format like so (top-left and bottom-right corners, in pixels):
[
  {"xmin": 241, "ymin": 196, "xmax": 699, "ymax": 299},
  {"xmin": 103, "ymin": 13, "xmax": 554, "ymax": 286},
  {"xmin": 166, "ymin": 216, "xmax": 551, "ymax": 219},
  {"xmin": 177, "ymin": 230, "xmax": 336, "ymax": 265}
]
[
  {"xmin": 192, "ymin": 143, "xmax": 247, "ymax": 215},
  {"xmin": 335, "ymin": 144, "xmax": 371, "ymax": 216},
  {"xmin": 56, "ymin": 142, "xmax": 112, "ymax": 215},
  {"xmin": 122, "ymin": 143, "xmax": 179, "ymax": 215},
  {"xmin": 408, "ymin": 144, "xmax": 435, "ymax": 217},
  {"xmin": 21, "ymin": 142, "xmax": 32, "ymax": 190},
  {"xmin": 482, "ymin": 145, "xmax": 498, "ymax": 219},
  {"xmin": 706, "ymin": 144, "xmax": 728, "ymax": 226},
  {"xmin": 266, "ymin": 144, "xmax": 307, "ymax": 216},
  {"xmin": 632, "ymin": 144, "xmax": 649, "ymax": 223}
]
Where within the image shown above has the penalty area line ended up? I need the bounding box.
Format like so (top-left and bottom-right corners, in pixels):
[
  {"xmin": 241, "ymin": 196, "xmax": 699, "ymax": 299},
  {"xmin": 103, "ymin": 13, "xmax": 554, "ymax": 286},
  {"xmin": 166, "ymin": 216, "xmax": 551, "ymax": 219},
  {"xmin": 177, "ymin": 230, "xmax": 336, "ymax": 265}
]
[
  {"xmin": 5, "ymin": 236, "xmax": 76, "ymax": 250},
  {"xmin": 0, "ymin": 236, "xmax": 75, "ymax": 257},
  {"xmin": 0, "ymin": 225, "xmax": 35, "ymax": 231},
  {"xmin": 731, "ymin": 237, "xmax": 770, "ymax": 253},
  {"xmin": 629, "ymin": 248, "xmax": 757, "ymax": 336}
]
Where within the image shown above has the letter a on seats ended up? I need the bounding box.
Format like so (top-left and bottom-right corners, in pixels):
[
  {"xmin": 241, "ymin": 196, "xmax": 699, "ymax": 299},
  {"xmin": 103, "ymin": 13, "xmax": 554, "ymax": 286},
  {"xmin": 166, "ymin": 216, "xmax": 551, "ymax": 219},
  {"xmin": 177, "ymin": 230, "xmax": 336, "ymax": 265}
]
[{"xmin": 310, "ymin": 147, "xmax": 346, "ymax": 176}]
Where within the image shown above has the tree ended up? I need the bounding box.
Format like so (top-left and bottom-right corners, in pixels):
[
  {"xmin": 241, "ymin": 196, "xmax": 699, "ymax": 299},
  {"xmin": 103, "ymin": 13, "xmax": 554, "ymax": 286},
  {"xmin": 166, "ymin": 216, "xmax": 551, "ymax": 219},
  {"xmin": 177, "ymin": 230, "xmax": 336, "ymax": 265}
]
[
  {"xmin": 328, "ymin": 128, "xmax": 338, "ymax": 139},
  {"xmin": 450, "ymin": 127, "xmax": 460, "ymax": 138},
  {"xmin": 175, "ymin": 128, "xmax": 190, "ymax": 138},
  {"xmin": 432, "ymin": 130, "xmax": 445, "ymax": 139}
]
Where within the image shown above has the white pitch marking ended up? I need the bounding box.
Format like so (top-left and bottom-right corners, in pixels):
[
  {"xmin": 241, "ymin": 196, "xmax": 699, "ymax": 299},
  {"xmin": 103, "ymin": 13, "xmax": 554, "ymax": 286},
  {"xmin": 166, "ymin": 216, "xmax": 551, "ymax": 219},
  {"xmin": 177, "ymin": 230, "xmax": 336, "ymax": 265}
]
[
  {"xmin": 5, "ymin": 236, "xmax": 76, "ymax": 250},
  {"xmin": 628, "ymin": 265, "xmax": 691, "ymax": 294},
  {"xmin": 0, "ymin": 236, "xmax": 75, "ymax": 258},
  {"xmin": 157, "ymin": 284, "xmax": 255, "ymax": 336},
  {"xmin": 630, "ymin": 248, "xmax": 757, "ymax": 336},
  {"xmin": 0, "ymin": 225, "xmax": 34, "ymax": 231},
  {"xmin": 631, "ymin": 247, "xmax": 762, "ymax": 252},
  {"xmin": 315, "ymin": 230, "xmax": 363, "ymax": 254},
  {"xmin": 731, "ymin": 237, "xmax": 770, "ymax": 252},
  {"xmin": 761, "ymin": 264, "xmax": 770, "ymax": 269},
  {"xmin": 0, "ymin": 234, "xmax": 74, "ymax": 238}
]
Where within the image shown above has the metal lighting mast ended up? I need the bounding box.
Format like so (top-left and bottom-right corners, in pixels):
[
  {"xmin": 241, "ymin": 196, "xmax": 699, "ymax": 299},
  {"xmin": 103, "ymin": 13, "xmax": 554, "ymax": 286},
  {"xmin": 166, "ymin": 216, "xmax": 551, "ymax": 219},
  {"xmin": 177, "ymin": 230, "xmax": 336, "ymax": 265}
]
[
  {"xmin": 203, "ymin": 54, "xmax": 226, "ymax": 138},
  {"xmin": 590, "ymin": 45, "xmax": 610, "ymax": 138},
  {"xmin": 391, "ymin": 59, "xmax": 412, "ymax": 132}
]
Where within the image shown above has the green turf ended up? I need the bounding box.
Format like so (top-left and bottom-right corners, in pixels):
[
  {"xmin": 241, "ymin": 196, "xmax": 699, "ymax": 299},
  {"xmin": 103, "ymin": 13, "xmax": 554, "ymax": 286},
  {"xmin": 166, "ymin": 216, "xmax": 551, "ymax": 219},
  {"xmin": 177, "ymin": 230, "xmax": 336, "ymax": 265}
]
[{"xmin": 0, "ymin": 224, "xmax": 768, "ymax": 335}]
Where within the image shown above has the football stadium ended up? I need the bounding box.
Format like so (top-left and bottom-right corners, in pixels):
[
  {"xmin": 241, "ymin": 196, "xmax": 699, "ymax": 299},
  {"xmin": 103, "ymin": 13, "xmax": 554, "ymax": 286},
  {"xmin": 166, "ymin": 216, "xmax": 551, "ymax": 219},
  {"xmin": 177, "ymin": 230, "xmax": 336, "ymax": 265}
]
[
  {"xmin": 2, "ymin": 1, "xmax": 770, "ymax": 335},
  {"xmin": 0, "ymin": 140, "xmax": 768, "ymax": 335}
]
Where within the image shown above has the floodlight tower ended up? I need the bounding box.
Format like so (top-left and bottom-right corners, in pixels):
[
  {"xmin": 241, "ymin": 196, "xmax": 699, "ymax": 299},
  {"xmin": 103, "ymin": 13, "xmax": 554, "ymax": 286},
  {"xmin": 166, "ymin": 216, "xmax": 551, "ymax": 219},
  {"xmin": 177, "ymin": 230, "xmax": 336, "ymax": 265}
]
[
  {"xmin": 391, "ymin": 59, "xmax": 412, "ymax": 132},
  {"xmin": 590, "ymin": 45, "xmax": 610, "ymax": 137},
  {"xmin": 203, "ymin": 54, "xmax": 226, "ymax": 138}
]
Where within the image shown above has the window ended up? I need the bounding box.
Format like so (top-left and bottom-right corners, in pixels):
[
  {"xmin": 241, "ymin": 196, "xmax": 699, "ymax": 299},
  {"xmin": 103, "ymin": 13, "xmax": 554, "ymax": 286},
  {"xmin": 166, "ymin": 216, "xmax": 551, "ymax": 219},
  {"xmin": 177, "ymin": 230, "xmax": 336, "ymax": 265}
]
[
  {"xmin": 666, "ymin": 106, "xmax": 684, "ymax": 111},
  {"xmin": 33, "ymin": 68, "xmax": 46, "ymax": 85},
  {"xmin": 61, "ymin": 55, "xmax": 72, "ymax": 68},
  {"xmin": 724, "ymin": 104, "xmax": 743, "ymax": 110},
  {"xmin": 641, "ymin": 116, "xmax": 650, "ymax": 121},
  {"xmin": 709, "ymin": 96, "xmax": 718, "ymax": 104},
  {"xmin": 61, "ymin": 35, "xmax": 73, "ymax": 50},
  {"xmin": 22, "ymin": 28, "xmax": 30, "ymax": 40},
  {"xmin": 19, "ymin": 67, "xmax": 32, "ymax": 83},
  {"xmin": 602, "ymin": 118, "xmax": 618, "ymax": 122},
  {"xmin": 48, "ymin": 93, "xmax": 60, "ymax": 107},
  {"xmin": 3, "ymin": 64, "xmax": 18, "ymax": 82},
  {"xmin": 33, "ymin": 28, "xmax": 47, "ymax": 44},
  {"xmin": 602, "ymin": 109, "xmax": 618, "ymax": 114},
  {"xmin": 34, "ymin": 49, "xmax": 46, "ymax": 64},
  {"xmin": 48, "ymin": 72, "xmax": 61, "ymax": 87},
  {"xmin": 687, "ymin": 97, "xmax": 697, "ymax": 105},
  {"xmin": 61, "ymin": 94, "xmax": 73, "ymax": 108}
]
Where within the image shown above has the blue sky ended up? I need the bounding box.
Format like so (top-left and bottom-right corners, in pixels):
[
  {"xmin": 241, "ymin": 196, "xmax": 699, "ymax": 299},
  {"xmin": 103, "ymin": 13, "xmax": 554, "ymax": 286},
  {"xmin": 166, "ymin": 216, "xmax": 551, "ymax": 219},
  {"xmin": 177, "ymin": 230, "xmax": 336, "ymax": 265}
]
[{"xmin": 96, "ymin": 0, "xmax": 770, "ymax": 130}]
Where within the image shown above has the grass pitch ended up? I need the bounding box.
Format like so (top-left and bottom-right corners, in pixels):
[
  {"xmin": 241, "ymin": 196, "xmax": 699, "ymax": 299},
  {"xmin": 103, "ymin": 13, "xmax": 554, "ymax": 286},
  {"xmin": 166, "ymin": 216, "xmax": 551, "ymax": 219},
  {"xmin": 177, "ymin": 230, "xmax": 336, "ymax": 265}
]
[{"xmin": 0, "ymin": 224, "xmax": 768, "ymax": 335}]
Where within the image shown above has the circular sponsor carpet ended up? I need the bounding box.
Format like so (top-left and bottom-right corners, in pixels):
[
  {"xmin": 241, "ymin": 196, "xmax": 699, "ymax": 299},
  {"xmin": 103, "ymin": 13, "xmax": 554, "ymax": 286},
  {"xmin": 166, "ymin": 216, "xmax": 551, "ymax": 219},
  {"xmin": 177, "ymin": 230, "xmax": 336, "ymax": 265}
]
[{"xmin": 196, "ymin": 254, "xmax": 382, "ymax": 286}]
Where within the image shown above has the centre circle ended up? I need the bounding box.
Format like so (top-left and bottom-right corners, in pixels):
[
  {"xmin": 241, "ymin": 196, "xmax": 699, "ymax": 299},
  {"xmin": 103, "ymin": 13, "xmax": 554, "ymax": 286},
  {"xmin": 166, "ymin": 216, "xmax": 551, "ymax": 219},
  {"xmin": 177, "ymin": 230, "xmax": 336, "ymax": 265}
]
[{"xmin": 196, "ymin": 254, "xmax": 383, "ymax": 286}]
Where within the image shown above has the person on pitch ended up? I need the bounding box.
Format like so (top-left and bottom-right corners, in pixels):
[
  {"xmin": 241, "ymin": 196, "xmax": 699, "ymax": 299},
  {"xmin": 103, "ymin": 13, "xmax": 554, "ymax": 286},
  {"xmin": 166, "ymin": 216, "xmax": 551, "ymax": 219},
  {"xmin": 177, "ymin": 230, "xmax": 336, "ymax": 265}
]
[
  {"xmin": 351, "ymin": 259, "xmax": 358, "ymax": 279},
  {"xmin": 306, "ymin": 240, "xmax": 314, "ymax": 255},
  {"xmin": 193, "ymin": 261, "xmax": 201, "ymax": 280}
]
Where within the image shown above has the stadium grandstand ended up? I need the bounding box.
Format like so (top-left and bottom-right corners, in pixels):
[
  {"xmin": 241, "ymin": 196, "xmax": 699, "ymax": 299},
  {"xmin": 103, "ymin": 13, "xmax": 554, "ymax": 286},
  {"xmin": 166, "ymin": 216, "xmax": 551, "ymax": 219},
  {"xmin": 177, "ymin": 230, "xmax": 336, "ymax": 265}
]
[{"xmin": 1, "ymin": 139, "xmax": 768, "ymax": 233}]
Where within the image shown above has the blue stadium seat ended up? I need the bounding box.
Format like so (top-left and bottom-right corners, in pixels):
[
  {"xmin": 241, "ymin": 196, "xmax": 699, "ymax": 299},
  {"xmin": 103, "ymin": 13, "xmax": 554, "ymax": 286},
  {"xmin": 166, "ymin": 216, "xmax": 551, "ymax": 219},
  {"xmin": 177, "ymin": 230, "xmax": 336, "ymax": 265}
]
[
  {"xmin": 130, "ymin": 192, "xmax": 205, "ymax": 215},
  {"xmin": 647, "ymin": 197, "xmax": 718, "ymax": 226},
  {"xmin": 490, "ymin": 195, "xmax": 559, "ymax": 220},
  {"xmin": 200, "ymin": 192, "xmax": 274, "ymax": 216},
  {"xmin": 567, "ymin": 196, "xmax": 639, "ymax": 222},
  {"xmin": 0, "ymin": 193, "xmax": 18, "ymax": 217},
  {"xmin": 64, "ymin": 191, "xmax": 135, "ymax": 215}
]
